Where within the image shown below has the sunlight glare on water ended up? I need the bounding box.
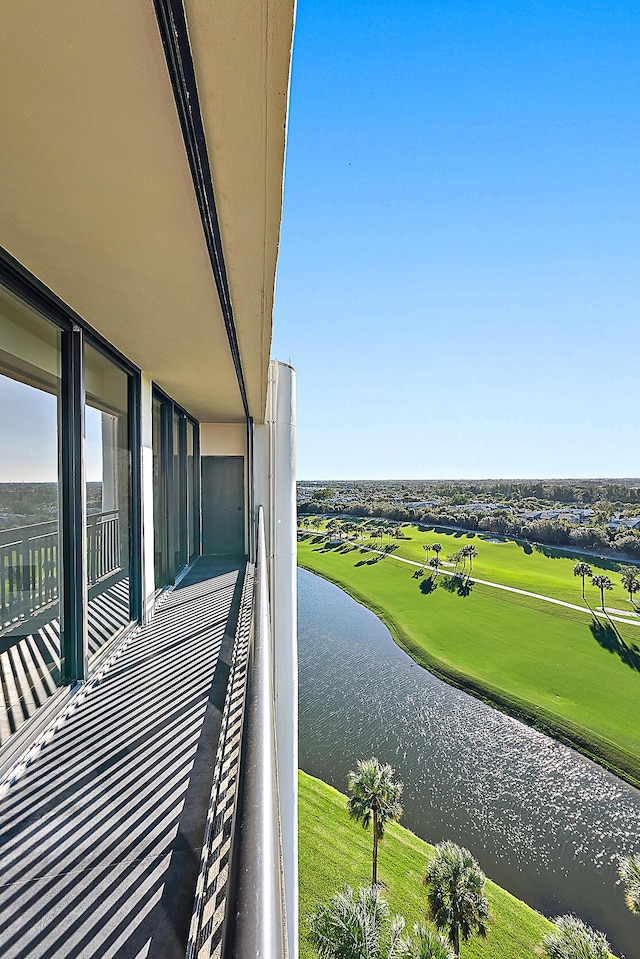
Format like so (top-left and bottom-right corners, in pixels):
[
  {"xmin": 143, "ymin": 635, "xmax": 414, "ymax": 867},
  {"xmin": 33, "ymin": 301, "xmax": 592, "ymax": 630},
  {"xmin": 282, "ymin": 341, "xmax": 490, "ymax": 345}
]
[{"xmin": 298, "ymin": 569, "xmax": 640, "ymax": 959}]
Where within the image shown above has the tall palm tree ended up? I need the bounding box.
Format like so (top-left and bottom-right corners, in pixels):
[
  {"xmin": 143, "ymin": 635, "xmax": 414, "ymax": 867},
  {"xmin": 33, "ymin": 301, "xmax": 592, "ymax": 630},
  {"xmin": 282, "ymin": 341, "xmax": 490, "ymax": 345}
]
[
  {"xmin": 620, "ymin": 566, "xmax": 640, "ymax": 604},
  {"xmin": 425, "ymin": 842, "xmax": 489, "ymax": 957},
  {"xmin": 573, "ymin": 561, "xmax": 593, "ymax": 599},
  {"xmin": 462, "ymin": 545, "xmax": 478, "ymax": 575},
  {"xmin": 429, "ymin": 556, "xmax": 441, "ymax": 577},
  {"xmin": 541, "ymin": 914, "xmax": 610, "ymax": 958},
  {"xmin": 423, "ymin": 544, "xmax": 431, "ymax": 569},
  {"xmin": 591, "ymin": 574, "xmax": 613, "ymax": 611},
  {"xmin": 307, "ymin": 885, "xmax": 405, "ymax": 959},
  {"xmin": 347, "ymin": 757, "xmax": 403, "ymax": 888},
  {"xmin": 619, "ymin": 852, "xmax": 640, "ymax": 914}
]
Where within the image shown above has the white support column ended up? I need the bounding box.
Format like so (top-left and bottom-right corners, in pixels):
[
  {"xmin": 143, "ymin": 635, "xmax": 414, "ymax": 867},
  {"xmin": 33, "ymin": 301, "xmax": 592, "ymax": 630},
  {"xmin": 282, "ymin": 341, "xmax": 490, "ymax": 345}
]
[
  {"xmin": 140, "ymin": 373, "xmax": 156, "ymax": 623},
  {"xmin": 265, "ymin": 360, "xmax": 298, "ymax": 959}
]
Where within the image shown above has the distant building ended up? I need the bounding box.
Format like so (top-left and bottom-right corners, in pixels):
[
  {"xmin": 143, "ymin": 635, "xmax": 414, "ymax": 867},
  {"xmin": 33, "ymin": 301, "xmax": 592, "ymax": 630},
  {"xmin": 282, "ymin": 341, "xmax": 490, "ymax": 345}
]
[{"xmin": 608, "ymin": 516, "xmax": 640, "ymax": 530}]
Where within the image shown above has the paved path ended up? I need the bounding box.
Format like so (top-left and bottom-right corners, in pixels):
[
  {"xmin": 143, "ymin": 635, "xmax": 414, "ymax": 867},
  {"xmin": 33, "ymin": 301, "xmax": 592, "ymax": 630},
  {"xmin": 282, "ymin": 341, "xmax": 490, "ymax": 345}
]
[{"xmin": 301, "ymin": 531, "xmax": 640, "ymax": 630}]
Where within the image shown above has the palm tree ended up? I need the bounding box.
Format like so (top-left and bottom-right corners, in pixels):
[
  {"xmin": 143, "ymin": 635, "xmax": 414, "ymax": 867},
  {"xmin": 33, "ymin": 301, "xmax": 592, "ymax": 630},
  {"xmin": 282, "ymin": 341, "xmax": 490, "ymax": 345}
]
[
  {"xmin": 429, "ymin": 556, "xmax": 441, "ymax": 577},
  {"xmin": 425, "ymin": 842, "xmax": 489, "ymax": 956},
  {"xmin": 423, "ymin": 544, "xmax": 430, "ymax": 569},
  {"xmin": 541, "ymin": 914, "xmax": 610, "ymax": 958},
  {"xmin": 402, "ymin": 924, "xmax": 455, "ymax": 959},
  {"xmin": 347, "ymin": 757, "xmax": 403, "ymax": 888},
  {"xmin": 620, "ymin": 566, "xmax": 640, "ymax": 604},
  {"xmin": 460, "ymin": 544, "xmax": 478, "ymax": 575},
  {"xmin": 619, "ymin": 852, "xmax": 640, "ymax": 914},
  {"xmin": 591, "ymin": 574, "xmax": 613, "ymax": 611},
  {"xmin": 573, "ymin": 561, "xmax": 593, "ymax": 599},
  {"xmin": 307, "ymin": 885, "xmax": 405, "ymax": 959}
]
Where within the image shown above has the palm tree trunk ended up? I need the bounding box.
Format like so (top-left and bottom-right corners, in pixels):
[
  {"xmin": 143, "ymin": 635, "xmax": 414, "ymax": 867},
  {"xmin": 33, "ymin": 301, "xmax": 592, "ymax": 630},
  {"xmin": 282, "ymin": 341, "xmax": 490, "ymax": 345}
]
[
  {"xmin": 601, "ymin": 586, "xmax": 605, "ymax": 609},
  {"xmin": 582, "ymin": 575, "xmax": 585, "ymax": 599},
  {"xmin": 452, "ymin": 925, "xmax": 460, "ymax": 957},
  {"xmin": 372, "ymin": 806, "xmax": 378, "ymax": 887}
]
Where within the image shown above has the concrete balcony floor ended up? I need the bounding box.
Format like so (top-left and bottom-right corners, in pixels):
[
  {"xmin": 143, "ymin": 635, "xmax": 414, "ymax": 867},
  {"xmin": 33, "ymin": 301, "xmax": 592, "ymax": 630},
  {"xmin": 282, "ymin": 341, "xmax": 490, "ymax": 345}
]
[{"xmin": 0, "ymin": 557, "xmax": 248, "ymax": 959}]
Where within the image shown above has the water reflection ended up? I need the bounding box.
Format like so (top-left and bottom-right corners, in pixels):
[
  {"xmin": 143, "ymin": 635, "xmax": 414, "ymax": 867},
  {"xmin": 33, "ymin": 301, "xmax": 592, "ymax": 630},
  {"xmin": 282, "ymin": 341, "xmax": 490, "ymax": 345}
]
[{"xmin": 298, "ymin": 569, "xmax": 640, "ymax": 959}]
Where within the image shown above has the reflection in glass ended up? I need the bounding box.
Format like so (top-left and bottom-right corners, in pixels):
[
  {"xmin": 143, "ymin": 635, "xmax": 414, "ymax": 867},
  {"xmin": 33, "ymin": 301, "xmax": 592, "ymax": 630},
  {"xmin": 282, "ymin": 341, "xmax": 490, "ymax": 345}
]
[
  {"xmin": 153, "ymin": 396, "xmax": 198, "ymax": 586},
  {"xmin": 153, "ymin": 395, "xmax": 168, "ymax": 588},
  {"xmin": 0, "ymin": 287, "xmax": 62, "ymax": 745},
  {"xmin": 187, "ymin": 421, "xmax": 198, "ymax": 561},
  {"xmin": 84, "ymin": 343, "xmax": 131, "ymax": 666},
  {"xmin": 173, "ymin": 411, "xmax": 188, "ymax": 572}
]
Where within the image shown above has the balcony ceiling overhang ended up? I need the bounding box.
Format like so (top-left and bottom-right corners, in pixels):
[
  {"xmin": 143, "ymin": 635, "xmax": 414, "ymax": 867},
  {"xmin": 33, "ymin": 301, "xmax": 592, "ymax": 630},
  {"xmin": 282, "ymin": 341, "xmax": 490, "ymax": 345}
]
[{"xmin": 0, "ymin": 0, "xmax": 295, "ymax": 424}]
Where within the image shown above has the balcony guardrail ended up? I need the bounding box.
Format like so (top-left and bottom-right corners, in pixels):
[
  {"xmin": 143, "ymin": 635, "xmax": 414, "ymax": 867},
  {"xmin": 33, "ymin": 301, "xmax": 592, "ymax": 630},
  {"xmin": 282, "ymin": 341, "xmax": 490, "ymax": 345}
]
[
  {"xmin": 86, "ymin": 509, "xmax": 121, "ymax": 586},
  {"xmin": 222, "ymin": 506, "xmax": 288, "ymax": 959},
  {"xmin": 0, "ymin": 510, "xmax": 121, "ymax": 633}
]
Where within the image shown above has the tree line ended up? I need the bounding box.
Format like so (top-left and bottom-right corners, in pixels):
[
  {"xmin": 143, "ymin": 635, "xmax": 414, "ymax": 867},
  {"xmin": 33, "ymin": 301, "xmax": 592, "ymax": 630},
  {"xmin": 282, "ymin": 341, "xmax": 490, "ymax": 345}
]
[{"xmin": 298, "ymin": 502, "xmax": 640, "ymax": 560}]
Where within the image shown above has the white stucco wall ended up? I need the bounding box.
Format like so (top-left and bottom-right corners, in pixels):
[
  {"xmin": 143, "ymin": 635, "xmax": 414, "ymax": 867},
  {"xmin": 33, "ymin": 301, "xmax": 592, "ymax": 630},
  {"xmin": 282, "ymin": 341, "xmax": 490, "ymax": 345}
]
[{"xmin": 199, "ymin": 423, "xmax": 246, "ymax": 457}]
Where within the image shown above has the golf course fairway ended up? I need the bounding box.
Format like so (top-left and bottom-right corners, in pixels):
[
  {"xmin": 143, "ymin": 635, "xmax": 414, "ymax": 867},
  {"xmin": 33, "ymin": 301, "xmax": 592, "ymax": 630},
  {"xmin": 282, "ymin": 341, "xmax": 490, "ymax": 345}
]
[{"xmin": 298, "ymin": 532, "xmax": 640, "ymax": 787}]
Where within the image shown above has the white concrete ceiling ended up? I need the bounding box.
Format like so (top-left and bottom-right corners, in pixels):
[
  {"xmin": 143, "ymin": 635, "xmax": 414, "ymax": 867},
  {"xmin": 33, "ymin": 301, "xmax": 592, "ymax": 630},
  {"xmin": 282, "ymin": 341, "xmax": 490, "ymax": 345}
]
[{"xmin": 0, "ymin": 0, "xmax": 295, "ymax": 424}]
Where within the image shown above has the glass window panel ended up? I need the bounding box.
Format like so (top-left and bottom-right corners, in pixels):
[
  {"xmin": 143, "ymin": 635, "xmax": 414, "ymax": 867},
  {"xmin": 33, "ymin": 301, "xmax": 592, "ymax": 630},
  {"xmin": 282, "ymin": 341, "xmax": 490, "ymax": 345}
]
[
  {"xmin": 84, "ymin": 343, "xmax": 132, "ymax": 666},
  {"xmin": 187, "ymin": 421, "xmax": 198, "ymax": 561},
  {"xmin": 0, "ymin": 286, "xmax": 62, "ymax": 745},
  {"xmin": 173, "ymin": 411, "xmax": 187, "ymax": 572},
  {"xmin": 152, "ymin": 396, "xmax": 166, "ymax": 588}
]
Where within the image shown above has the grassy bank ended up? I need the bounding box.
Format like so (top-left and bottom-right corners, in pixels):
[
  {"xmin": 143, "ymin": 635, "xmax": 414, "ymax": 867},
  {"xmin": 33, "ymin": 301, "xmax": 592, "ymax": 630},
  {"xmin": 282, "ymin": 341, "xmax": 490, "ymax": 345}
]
[
  {"xmin": 298, "ymin": 536, "xmax": 640, "ymax": 787},
  {"xmin": 299, "ymin": 769, "xmax": 554, "ymax": 959}
]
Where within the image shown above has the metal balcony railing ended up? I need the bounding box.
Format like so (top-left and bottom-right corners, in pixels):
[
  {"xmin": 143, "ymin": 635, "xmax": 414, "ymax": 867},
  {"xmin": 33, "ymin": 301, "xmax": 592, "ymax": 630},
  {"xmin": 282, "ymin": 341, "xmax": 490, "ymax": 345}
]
[
  {"xmin": 222, "ymin": 506, "xmax": 288, "ymax": 958},
  {"xmin": 0, "ymin": 510, "xmax": 121, "ymax": 633}
]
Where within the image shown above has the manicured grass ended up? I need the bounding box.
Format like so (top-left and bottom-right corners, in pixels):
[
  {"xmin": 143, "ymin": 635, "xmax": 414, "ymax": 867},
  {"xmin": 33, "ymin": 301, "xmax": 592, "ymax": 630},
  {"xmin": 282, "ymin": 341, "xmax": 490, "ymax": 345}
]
[
  {"xmin": 298, "ymin": 536, "xmax": 640, "ymax": 786},
  {"xmin": 305, "ymin": 519, "xmax": 640, "ymax": 611},
  {"xmin": 299, "ymin": 769, "xmax": 554, "ymax": 959}
]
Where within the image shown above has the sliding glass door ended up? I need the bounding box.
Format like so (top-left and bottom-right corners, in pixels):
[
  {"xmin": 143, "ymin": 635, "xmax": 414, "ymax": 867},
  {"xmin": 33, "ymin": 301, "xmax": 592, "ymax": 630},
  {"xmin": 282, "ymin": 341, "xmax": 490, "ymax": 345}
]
[
  {"xmin": 84, "ymin": 342, "xmax": 134, "ymax": 666},
  {"xmin": 0, "ymin": 287, "xmax": 63, "ymax": 744},
  {"xmin": 152, "ymin": 390, "xmax": 199, "ymax": 589}
]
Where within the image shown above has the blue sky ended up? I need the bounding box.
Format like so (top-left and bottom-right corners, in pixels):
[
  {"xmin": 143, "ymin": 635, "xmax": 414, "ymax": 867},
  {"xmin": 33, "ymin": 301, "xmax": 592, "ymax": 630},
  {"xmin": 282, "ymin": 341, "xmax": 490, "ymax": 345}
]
[{"xmin": 272, "ymin": 0, "xmax": 640, "ymax": 479}]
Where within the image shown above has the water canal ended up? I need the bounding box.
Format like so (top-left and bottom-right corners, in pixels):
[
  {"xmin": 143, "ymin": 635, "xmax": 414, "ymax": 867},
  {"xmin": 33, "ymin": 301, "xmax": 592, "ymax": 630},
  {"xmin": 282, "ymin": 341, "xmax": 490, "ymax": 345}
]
[{"xmin": 298, "ymin": 568, "xmax": 640, "ymax": 958}]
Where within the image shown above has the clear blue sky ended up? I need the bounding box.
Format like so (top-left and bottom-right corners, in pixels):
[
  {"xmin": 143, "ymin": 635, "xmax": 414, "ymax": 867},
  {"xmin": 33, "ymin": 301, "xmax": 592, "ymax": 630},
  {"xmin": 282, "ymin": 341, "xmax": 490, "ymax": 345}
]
[{"xmin": 272, "ymin": 0, "xmax": 640, "ymax": 480}]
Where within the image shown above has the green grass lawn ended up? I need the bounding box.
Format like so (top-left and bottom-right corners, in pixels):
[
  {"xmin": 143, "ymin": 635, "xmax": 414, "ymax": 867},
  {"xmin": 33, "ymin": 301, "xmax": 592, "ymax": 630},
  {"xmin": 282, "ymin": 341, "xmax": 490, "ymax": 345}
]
[
  {"xmin": 298, "ymin": 535, "xmax": 640, "ymax": 786},
  {"xmin": 299, "ymin": 769, "xmax": 554, "ymax": 959},
  {"xmin": 302, "ymin": 519, "xmax": 640, "ymax": 612}
]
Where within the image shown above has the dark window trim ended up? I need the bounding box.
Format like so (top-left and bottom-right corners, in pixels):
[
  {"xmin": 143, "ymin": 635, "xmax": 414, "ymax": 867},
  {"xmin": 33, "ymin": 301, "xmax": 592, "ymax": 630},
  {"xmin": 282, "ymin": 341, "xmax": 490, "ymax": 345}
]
[
  {"xmin": 247, "ymin": 417, "xmax": 255, "ymax": 561},
  {"xmin": 152, "ymin": 0, "xmax": 250, "ymax": 420},
  {"xmin": 1, "ymin": 248, "xmax": 144, "ymax": 685},
  {"xmin": 129, "ymin": 372, "xmax": 143, "ymax": 623},
  {"xmin": 194, "ymin": 420, "xmax": 202, "ymax": 557},
  {"xmin": 60, "ymin": 327, "xmax": 86, "ymax": 683},
  {"xmin": 83, "ymin": 331, "xmax": 143, "ymax": 625},
  {"xmin": 151, "ymin": 381, "xmax": 199, "ymax": 428},
  {"xmin": 152, "ymin": 387, "xmax": 202, "ymax": 586}
]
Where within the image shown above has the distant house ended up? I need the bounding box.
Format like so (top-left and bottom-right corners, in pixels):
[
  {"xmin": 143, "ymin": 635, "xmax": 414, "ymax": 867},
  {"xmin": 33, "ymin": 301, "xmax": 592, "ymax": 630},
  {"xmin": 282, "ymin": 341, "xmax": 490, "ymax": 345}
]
[{"xmin": 608, "ymin": 516, "xmax": 640, "ymax": 530}]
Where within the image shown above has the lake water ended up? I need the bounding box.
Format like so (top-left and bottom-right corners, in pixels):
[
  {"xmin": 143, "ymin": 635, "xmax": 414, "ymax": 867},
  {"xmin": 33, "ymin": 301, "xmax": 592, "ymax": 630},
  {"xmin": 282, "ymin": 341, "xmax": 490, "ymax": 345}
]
[{"xmin": 298, "ymin": 568, "xmax": 640, "ymax": 958}]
